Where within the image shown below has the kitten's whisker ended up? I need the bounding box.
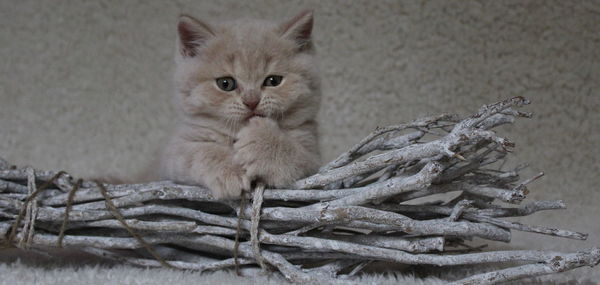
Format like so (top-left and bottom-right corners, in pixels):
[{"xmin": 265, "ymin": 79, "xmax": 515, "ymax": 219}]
[{"xmin": 224, "ymin": 116, "xmax": 234, "ymax": 143}]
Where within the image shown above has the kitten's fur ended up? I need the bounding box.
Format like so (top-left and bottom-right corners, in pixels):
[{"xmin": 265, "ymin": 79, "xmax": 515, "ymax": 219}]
[{"xmin": 159, "ymin": 11, "xmax": 321, "ymax": 199}]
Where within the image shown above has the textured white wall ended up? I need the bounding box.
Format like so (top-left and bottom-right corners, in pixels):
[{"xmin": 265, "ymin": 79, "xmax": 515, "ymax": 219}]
[{"xmin": 1, "ymin": 0, "xmax": 599, "ymax": 271}]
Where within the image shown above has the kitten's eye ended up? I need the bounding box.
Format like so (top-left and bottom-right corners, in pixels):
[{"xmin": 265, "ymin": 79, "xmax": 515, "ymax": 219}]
[
  {"xmin": 263, "ymin": 75, "xmax": 283, "ymax": 87},
  {"xmin": 215, "ymin": 77, "xmax": 237, "ymax": 91}
]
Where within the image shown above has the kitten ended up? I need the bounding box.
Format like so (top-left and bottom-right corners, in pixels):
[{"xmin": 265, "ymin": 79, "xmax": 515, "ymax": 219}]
[{"xmin": 159, "ymin": 11, "xmax": 321, "ymax": 199}]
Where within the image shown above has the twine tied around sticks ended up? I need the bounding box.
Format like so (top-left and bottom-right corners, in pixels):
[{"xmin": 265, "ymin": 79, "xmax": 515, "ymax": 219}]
[
  {"xmin": 57, "ymin": 178, "xmax": 82, "ymax": 248},
  {"xmin": 1, "ymin": 171, "xmax": 174, "ymax": 269},
  {"xmin": 3, "ymin": 169, "xmax": 67, "ymax": 248},
  {"xmin": 233, "ymin": 190, "xmax": 247, "ymax": 275},
  {"xmin": 250, "ymin": 183, "xmax": 268, "ymax": 271},
  {"xmin": 233, "ymin": 182, "xmax": 269, "ymax": 275},
  {"xmin": 94, "ymin": 181, "xmax": 175, "ymax": 269},
  {"xmin": 19, "ymin": 168, "xmax": 38, "ymax": 248}
]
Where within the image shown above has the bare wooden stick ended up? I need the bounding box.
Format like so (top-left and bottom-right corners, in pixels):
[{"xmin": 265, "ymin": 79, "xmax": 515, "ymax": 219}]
[
  {"xmin": 374, "ymin": 202, "xmax": 587, "ymax": 240},
  {"xmin": 320, "ymin": 114, "xmax": 457, "ymax": 172},
  {"xmin": 450, "ymin": 248, "xmax": 600, "ymax": 285},
  {"xmin": 311, "ymin": 234, "xmax": 444, "ymax": 253},
  {"xmin": 260, "ymin": 231, "xmax": 598, "ymax": 267}
]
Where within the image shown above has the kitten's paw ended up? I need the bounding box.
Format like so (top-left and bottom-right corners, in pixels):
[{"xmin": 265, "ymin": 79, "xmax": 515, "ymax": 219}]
[
  {"xmin": 233, "ymin": 117, "xmax": 281, "ymax": 170},
  {"xmin": 246, "ymin": 161, "xmax": 295, "ymax": 188},
  {"xmin": 206, "ymin": 167, "xmax": 250, "ymax": 199},
  {"xmin": 234, "ymin": 117, "xmax": 302, "ymax": 188},
  {"xmin": 232, "ymin": 141, "xmax": 264, "ymax": 176}
]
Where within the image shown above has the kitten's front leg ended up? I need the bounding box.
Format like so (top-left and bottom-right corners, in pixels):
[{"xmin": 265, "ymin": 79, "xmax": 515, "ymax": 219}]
[
  {"xmin": 233, "ymin": 117, "xmax": 319, "ymax": 188},
  {"xmin": 201, "ymin": 152, "xmax": 250, "ymax": 199}
]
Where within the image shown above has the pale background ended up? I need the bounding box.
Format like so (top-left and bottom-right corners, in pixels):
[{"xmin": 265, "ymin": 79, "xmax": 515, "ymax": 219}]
[{"xmin": 1, "ymin": 0, "xmax": 599, "ymax": 282}]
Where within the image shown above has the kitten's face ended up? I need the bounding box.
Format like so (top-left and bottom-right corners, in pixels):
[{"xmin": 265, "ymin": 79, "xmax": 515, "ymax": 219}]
[{"xmin": 174, "ymin": 11, "xmax": 319, "ymax": 127}]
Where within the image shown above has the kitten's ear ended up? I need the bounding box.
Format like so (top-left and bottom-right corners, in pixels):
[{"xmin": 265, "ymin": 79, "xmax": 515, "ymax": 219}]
[
  {"xmin": 177, "ymin": 15, "xmax": 214, "ymax": 57},
  {"xmin": 280, "ymin": 10, "xmax": 314, "ymax": 51}
]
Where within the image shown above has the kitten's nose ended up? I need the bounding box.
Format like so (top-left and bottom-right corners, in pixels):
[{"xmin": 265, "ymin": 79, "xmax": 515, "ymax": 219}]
[
  {"xmin": 243, "ymin": 100, "xmax": 260, "ymax": 111},
  {"xmin": 242, "ymin": 90, "xmax": 261, "ymax": 110},
  {"xmin": 243, "ymin": 98, "xmax": 260, "ymax": 110}
]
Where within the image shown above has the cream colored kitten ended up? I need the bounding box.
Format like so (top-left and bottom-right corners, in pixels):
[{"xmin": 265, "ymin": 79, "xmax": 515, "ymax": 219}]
[{"xmin": 159, "ymin": 11, "xmax": 321, "ymax": 199}]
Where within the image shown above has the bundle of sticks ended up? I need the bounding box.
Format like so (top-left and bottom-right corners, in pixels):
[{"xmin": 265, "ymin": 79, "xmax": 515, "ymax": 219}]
[{"xmin": 1, "ymin": 97, "xmax": 598, "ymax": 284}]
